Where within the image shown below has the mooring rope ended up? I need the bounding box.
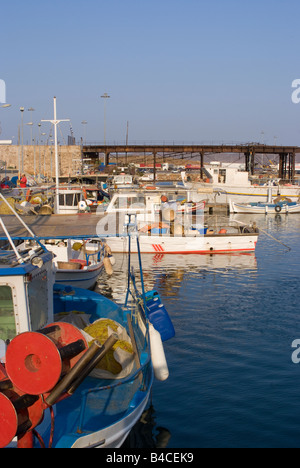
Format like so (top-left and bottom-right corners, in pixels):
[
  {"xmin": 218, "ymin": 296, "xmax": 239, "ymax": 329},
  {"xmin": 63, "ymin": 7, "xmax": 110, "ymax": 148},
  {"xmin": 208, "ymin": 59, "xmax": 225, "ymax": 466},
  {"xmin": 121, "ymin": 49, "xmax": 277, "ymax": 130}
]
[{"xmin": 231, "ymin": 218, "xmax": 292, "ymax": 252}]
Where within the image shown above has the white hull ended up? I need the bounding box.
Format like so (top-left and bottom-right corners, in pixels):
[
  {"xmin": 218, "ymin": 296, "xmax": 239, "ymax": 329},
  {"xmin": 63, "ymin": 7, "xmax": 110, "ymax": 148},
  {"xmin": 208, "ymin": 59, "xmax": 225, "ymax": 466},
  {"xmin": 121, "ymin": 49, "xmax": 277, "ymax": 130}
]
[
  {"xmin": 106, "ymin": 233, "xmax": 258, "ymax": 254},
  {"xmin": 196, "ymin": 183, "xmax": 300, "ymax": 204},
  {"xmin": 230, "ymin": 201, "xmax": 300, "ymax": 214},
  {"xmin": 55, "ymin": 262, "xmax": 104, "ymax": 289},
  {"xmin": 44, "ymin": 241, "xmax": 105, "ymax": 289}
]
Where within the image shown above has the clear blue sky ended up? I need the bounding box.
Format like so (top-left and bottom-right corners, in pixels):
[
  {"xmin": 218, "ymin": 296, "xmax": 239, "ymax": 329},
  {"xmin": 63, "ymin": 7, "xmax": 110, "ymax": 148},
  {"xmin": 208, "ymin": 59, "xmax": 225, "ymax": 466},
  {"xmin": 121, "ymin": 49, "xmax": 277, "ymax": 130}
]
[{"xmin": 1, "ymin": 0, "xmax": 300, "ymax": 146}]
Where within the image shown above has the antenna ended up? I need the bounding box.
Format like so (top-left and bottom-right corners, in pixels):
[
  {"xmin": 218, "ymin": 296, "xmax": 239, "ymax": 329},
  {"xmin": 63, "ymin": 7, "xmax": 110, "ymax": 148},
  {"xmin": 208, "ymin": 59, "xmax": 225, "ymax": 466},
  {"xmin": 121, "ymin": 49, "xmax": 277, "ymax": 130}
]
[{"xmin": 41, "ymin": 97, "xmax": 70, "ymax": 214}]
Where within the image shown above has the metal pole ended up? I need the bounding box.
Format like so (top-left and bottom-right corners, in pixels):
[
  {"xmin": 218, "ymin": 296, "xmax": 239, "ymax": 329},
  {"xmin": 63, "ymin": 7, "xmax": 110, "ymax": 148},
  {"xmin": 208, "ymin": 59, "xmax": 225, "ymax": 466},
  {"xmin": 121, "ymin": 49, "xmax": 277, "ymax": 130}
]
[
  {"xmin": 41, "ymin": 97, "xmax": 69, "ymax": 214},
  {"xmin": 38, "ymin": 123, "xmax": 41, "ymax": 181},
  {"xmin": 53, "ymin": 97, "xmax": 60, "ymax": 213},
  {"xmin": 20, "ymin": 108, "xmax": 24, "ymax": 174},
  {"xmin": 101, "ymin": 93, "xmax": 110, "ymax": 145}
]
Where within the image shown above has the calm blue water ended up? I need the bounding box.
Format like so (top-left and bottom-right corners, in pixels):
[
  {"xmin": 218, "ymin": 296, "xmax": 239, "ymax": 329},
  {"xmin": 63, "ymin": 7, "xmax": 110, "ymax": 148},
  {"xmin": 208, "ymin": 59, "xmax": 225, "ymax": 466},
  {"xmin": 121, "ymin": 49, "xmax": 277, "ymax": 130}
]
[{"xmin": 97, "ymin": 214, "xmax": 300, "ymax": 448}]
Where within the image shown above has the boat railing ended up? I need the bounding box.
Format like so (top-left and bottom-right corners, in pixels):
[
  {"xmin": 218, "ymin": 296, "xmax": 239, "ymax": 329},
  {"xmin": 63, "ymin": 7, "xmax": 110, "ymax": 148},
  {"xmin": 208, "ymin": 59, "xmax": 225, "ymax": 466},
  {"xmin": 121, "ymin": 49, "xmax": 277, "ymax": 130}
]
[
  {"xmin": 71, "ymin": 289, "xmax": 152, "ymax": 434},
  {"xmin": 76, "ymin": 346, "xmax": 152, "ymax": 434}
]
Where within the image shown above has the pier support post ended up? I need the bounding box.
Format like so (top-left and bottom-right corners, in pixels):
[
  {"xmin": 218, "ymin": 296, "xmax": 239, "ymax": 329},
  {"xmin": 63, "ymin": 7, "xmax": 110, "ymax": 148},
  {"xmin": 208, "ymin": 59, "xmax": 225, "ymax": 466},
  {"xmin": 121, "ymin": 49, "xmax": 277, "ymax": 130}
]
[
  {"xmin": 279, "ymin": 153, "xmax": 288, "ymax": 180},
  {"xmin": 288, "ymin": 152, "xmax": 295, "ymax": 182},
  {"xmin": 104, "ymin": 152, "xmax": 110, "ymax": 167},
  {"xmin": 200, "ymin": 151, "xmax": 204, "ymax": 179},
  {"xmin": 244, "ymin": 150, "xmax": 255, "ymax": 175}
]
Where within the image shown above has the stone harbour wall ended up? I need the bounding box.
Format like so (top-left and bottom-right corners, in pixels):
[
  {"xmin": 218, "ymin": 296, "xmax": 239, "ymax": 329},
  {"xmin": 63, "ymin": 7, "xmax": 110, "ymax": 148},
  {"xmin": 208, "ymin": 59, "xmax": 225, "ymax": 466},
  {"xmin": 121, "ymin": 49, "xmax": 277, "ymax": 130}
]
[{"xmin": 0, "ymin": 145, "xmax": 82, "ymax": 176}]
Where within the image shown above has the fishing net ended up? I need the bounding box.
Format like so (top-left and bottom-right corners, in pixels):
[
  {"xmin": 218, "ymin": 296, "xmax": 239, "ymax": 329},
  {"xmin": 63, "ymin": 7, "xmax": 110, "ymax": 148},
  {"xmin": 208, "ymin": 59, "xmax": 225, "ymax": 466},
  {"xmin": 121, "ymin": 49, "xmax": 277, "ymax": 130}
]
[
  {"xmin": 84, "ymin": 318, "xmax": 134, "ymax": 380},
  {"xmin": 0, "ymin": 198, "xmax": 16, "ymax": 214}
]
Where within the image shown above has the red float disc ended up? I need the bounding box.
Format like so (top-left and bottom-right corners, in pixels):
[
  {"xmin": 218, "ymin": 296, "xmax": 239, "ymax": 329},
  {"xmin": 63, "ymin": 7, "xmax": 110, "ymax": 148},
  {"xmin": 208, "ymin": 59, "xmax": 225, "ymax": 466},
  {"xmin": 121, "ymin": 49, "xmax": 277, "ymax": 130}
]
[
  {"xmin": 6, "ymin": 332, "xmax": 62, "ymax": 395},
  {"xmin": 0, "ymin": 393, "xmax": 18, "ymax": 448},
  {"xmin": 45, "ymin": 322, "xmax": 88, "ymax": 366}
]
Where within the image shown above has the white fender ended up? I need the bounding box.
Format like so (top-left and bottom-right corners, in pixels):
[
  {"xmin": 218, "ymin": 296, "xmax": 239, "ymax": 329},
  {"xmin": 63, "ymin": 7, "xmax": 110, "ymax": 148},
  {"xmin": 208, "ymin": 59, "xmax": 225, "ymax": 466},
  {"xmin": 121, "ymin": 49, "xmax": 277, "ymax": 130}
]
[
  {"xmin": 108, "ymin": 255, "xmax": 116, "ymax": 266},
  {"xmin": 103, "ymin": 257, "xmax": 113, "ymax": 276},
  {"xmin": 149, "ymin": 323, "xmax": 169, "ymax": 381},
  {"xmin": 78, "ymin": 201, "xmax": 87, "ymax": 211}
]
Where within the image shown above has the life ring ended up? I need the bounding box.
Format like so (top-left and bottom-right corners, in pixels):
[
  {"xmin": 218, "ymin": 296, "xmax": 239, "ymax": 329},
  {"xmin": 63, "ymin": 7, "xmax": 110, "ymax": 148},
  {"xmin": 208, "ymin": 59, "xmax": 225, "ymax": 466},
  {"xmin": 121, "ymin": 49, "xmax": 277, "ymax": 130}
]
[{"xmin": 275, "ymin": 205, "xmax": 282, "ymax": 213}]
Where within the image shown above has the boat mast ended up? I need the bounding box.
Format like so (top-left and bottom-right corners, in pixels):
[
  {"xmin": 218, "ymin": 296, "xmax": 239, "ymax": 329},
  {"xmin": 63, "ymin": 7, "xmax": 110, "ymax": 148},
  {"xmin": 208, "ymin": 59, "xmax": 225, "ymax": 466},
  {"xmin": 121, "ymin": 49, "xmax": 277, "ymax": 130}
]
[{"xmin": 42, "ymin": 97, "xmax": 70, "ymax": 214}]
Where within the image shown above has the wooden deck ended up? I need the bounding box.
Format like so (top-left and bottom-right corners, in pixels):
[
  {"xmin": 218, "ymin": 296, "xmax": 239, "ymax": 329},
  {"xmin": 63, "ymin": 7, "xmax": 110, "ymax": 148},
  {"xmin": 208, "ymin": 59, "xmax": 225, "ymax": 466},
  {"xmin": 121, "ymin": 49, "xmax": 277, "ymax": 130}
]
[{"xmin": 0, "ymin": 214, "xmax": 105, "ymax": 238}]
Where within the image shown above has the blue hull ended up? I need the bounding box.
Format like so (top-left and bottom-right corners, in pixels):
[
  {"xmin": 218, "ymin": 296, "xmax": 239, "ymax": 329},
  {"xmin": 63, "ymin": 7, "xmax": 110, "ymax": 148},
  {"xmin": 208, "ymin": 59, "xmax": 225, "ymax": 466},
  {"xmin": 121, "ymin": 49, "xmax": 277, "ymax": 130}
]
[{"xmin": 37, "ymin": 284, "xmax": 154, "ymax": 448}]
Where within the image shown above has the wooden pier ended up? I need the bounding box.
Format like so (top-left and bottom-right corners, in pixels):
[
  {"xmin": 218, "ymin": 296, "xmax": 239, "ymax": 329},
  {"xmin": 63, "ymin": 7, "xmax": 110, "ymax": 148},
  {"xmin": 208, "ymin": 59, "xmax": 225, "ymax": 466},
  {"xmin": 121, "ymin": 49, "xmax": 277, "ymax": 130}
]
[{"xmin": 83, "ymin": 143, "xmax": 300, "ymax": 180}]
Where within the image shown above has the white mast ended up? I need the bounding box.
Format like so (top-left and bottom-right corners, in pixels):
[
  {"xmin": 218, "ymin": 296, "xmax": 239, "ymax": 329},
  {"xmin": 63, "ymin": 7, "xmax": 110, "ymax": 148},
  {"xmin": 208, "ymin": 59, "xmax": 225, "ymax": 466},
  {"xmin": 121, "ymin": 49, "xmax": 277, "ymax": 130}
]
[{"xmin": 42, "ymin": 97, "xmax": 70, "ymax": 214}]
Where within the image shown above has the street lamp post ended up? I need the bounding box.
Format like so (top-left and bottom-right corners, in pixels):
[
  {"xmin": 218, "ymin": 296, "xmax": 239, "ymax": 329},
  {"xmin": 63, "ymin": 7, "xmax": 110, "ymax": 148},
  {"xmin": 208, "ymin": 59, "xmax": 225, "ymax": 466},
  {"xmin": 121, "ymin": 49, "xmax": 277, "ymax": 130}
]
[
  {"xmin": 20, "ymin": 107, "xmax": 24, "ymax": 174},
  {"xmin": 28, "ymin": 107, "xmax": 35, "ymax": 144},
  {"xmin": 81, "ymin": 120, "xmax": 88, "ymax": 145},
  {"xmin": 101, "ymin": 93, "xmax": 110, "ymax": 145}
]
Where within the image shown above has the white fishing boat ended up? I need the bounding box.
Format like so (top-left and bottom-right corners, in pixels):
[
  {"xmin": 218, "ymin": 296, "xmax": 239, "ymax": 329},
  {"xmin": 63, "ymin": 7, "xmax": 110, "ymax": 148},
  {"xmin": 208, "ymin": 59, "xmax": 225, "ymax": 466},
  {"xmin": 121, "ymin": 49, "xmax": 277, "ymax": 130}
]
[
  {"xmin": 106, "ymin": 188, "xmax": 205, "ymax": 224},
  {"xmin": 0, "ymin": 199, "xmax": 174, "ymax": 449},
  {"xmin": 98, "ymin": 214, "xmax": 259, "ymax": 254},
  {"xmin": 229, "ymin": 185, "xmax": 300, "ymax": 214},
  {"xmin": 230, "ymin": 199, "xmax": 300, "ymax": 214},
  {"xmin": 104, "ymin": 228, "xmax": 259, "ymax": 254},
  {"xmin": 40, "ymin": 238, "xmax": 106, "ymax": 290},
  {"xmin": 181, "ymin": 163, "xmax": 300, "ymax": 204}
]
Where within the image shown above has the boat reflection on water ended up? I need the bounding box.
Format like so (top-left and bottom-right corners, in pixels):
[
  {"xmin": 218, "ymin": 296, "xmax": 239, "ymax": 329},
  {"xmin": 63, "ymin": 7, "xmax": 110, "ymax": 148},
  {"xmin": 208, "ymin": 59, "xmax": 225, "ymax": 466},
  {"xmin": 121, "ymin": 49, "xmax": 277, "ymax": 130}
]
[
  {"xmin": 95, "ymin": 250, "xmax": 257, "ymax": 448},
  {"xmin": 122, "ymin": 405, "xmax": 172, "ymax": 449},
  {"xmin": 95, "ymin": 252, "xmax": 258, "ymax": 303}
]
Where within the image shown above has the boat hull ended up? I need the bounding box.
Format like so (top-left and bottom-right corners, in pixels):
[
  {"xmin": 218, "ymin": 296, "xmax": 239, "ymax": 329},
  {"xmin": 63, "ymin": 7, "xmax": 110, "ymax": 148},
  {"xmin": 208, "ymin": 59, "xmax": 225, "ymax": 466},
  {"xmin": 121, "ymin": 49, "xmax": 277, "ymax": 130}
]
[
  {"xmin": 55, "ymin": 262, "xmax": 104, "ymax": 289},
  {"xmin": 230, "ymin": 201, "xmax": 300, "ymax": 214},
  {"xmin": 106, "ymin": 233, "xmax": 258, "ymax": 254},
  {"xmin": 192, "ymin": 184, "xmax": 300, "ymax": 204},
  {"xmin": 55, "ymin": 385, "xmax": 153, "ymax": 448}
]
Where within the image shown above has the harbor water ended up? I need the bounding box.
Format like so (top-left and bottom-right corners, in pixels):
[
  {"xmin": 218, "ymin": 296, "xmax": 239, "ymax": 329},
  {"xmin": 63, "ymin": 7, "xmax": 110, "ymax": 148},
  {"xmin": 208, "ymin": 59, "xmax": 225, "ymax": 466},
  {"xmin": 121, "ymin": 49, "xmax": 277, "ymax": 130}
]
[{"xmin": 96, "ymin": 213, "xmax": 300, "ymax": 448}]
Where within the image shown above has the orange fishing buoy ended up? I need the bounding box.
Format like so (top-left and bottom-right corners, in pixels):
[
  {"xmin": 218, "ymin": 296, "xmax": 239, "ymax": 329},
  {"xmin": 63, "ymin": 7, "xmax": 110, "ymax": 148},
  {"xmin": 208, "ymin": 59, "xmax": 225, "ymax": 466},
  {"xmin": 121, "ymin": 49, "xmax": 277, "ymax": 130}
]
[
  {"xmin": 25, "ymin": 189, "xmax": 31, "ymax": 202},
  {"xmin": 219, "ymin": 229, "xmax": 227, "ymax": 234}
]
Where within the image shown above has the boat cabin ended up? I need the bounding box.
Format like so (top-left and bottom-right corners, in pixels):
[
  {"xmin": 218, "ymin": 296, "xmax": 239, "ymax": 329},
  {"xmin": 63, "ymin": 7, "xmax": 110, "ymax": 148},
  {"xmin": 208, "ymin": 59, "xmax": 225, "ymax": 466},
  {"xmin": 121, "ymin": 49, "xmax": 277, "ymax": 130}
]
[
  {"xmin": 57, "ymin": 188, "xmax": 84, "ymax": 214},
  {"xmin": 205, "ymin": 162, "xmax": 251, "ymax": 187},
  {"xmin": 0, "ymin": 247, "xmax": 54, "ymax": 356},
  {"xmin": 112, "ymin": 175, "xmax": 135, "ymax": 188}
]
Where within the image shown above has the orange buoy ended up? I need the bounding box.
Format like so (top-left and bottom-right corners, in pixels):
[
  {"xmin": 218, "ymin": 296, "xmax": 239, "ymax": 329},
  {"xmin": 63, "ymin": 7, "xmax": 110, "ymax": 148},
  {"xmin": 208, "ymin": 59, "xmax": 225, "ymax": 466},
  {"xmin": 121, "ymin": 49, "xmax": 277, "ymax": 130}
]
[{"xmin": 25, "ymin": 189, "xmax": 31, "ymax": 202}]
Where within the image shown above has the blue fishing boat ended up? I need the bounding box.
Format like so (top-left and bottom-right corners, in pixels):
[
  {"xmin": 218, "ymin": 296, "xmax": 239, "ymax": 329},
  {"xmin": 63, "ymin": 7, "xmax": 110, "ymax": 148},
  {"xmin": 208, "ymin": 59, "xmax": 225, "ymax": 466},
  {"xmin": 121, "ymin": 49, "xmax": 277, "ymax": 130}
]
[{"xmin": 0, "ymin": 209, "xmax": 174, "ymax": 448}]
